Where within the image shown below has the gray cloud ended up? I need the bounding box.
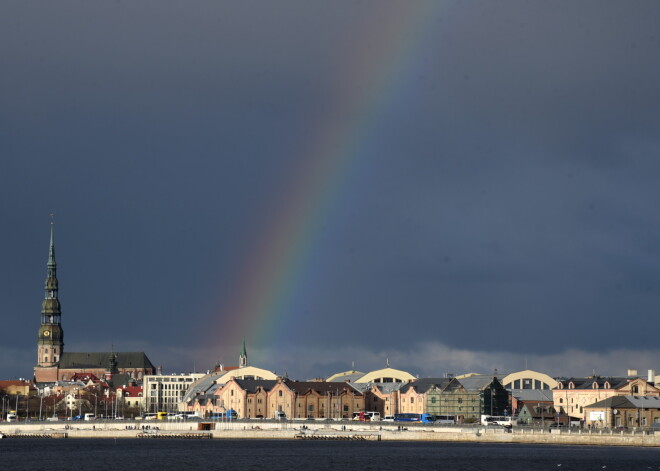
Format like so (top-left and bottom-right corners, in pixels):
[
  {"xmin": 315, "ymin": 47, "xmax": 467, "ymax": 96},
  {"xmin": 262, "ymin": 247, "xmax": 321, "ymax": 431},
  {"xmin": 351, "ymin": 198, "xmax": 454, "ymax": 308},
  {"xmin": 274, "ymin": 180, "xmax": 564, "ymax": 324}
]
[{"xmin": 1, "ymin": 1, "xmax": 660, "ymax": 379}]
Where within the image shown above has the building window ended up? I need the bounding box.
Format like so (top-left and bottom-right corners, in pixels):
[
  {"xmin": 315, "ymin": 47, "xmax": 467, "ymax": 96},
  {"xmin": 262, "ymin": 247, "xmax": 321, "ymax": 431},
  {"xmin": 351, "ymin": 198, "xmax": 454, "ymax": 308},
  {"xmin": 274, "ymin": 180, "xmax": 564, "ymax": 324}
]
[{"xmin": 279, "ymin": 391, "xmax": 283, "ymax": 397}]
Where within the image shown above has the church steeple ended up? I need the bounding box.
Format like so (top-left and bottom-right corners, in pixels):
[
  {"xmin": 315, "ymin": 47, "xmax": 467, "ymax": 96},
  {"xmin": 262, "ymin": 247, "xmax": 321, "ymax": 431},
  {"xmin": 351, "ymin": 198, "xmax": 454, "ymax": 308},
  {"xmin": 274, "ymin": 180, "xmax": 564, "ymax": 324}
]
[
  {"xmin": 37, "ymin": 217, "xmax": 64, "ymax": 368},
  {"xmin": 239, "ymin": 338, "xmax": 248, "ymax": 368}
]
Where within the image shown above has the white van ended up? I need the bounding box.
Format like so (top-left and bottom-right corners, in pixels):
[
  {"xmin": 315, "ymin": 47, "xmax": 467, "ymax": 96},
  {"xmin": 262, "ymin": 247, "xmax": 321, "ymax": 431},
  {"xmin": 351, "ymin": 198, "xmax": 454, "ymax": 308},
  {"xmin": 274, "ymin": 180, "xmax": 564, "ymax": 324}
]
[
  {"xmin": 274, "ymin": 411, "xmax": 286, "ymax": 420},
  {"xmin": 382, "ymin": 415, "xmax": 395, "ymax": 422},
  {"xmin": 84, "ymin": 413, "xmax": 96, "ymax": 421}
]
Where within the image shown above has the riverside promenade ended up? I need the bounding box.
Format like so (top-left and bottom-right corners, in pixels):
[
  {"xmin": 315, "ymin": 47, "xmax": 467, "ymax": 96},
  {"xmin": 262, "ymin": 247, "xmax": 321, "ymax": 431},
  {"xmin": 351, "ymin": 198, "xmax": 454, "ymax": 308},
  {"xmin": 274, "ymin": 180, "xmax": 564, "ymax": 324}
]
[{"xmin": 2, "ymin": 421, "xmax": 660, "ymax": 447}]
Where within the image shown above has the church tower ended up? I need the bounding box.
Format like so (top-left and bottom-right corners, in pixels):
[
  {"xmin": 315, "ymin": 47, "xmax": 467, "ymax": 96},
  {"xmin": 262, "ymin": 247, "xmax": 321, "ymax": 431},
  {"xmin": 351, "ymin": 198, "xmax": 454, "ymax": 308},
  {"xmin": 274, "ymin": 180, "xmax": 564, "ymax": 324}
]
[
  {"xmin": 239, "ymin": 338, "xmax": 248, "ymax": 368},
  {"xmin": 36, "ymin": 220, "xmax": 64, "ymax": 369}
]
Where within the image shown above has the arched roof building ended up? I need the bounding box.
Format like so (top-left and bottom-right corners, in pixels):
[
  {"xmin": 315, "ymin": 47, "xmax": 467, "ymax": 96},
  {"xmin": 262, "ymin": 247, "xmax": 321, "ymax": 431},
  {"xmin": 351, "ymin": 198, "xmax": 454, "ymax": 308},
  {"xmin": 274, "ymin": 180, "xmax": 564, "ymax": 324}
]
[{"xmin": 501, "ymin": 370, "xmax": 558, "ymax": 390}]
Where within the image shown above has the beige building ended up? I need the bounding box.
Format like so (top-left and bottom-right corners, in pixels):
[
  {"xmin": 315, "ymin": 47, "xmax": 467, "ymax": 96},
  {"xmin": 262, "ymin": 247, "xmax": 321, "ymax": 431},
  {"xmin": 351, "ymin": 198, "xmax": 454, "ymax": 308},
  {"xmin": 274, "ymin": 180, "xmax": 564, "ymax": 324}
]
[
  {"xmin": 362, "ymin": 383, "xmax": 402, "ymax": 417},
  {"xmin": 185, "ymin": 378, "xmax": 365, "ymax": 419},
  {"xmin": 553, "ymin": 376, "xmax": 660, "ymax": 421},
  {"xmin": 584, "ymin": 395, "xmax": 660, "ymax": 429},
  {"xmin": 269, "ymin": 379, "xmax": 364, "ymax": 419}
]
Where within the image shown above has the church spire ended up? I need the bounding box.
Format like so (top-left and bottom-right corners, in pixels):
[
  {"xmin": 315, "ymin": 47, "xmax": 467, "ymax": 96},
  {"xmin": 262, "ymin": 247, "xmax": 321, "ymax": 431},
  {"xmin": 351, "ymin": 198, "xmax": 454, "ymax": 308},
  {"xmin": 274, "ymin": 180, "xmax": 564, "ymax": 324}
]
[
  {"xmin": 239, "ymin": 338, "xmax": 247, "ymax": 368},
  {"xmin": 37, "ymin": 216, "xmax": 64, "ymax": 371},
  {"xmin": 42, "ymin": 216, "xmax": 61, "ymax": 323},
  {"xmin": 48, "ymin": 214, "xmax": 56, "ymax": 276}
]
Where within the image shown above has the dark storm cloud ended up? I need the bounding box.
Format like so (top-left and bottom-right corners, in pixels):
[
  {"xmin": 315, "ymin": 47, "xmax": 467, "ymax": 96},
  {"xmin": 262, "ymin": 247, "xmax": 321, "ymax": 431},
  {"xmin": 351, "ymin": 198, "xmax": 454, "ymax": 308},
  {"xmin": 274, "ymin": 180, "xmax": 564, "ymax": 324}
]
[{"xmin": 1, "ymin": 1, "xmax": 659, "ymax": 379}]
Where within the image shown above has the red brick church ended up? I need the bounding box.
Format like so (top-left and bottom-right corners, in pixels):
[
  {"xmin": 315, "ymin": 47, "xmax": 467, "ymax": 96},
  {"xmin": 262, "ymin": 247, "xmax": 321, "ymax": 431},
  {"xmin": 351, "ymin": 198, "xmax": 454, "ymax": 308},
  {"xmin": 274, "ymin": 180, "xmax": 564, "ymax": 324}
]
[{"xmin": 34, "ymin": 222, "xmax": 155, "ymax": 383}]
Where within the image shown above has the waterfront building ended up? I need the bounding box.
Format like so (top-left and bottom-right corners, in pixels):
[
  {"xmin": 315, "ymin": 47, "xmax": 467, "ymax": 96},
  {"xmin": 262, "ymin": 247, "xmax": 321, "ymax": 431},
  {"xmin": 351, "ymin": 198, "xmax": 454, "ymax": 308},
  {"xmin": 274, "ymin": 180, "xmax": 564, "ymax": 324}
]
[
  {"xmin": 399, "ymin": 378, "xmax": 452, "ymax": 416},
  {"xmin": 183, "ymin": 377, "xmax": 365, "ymax": 419},
  {"xmin": 517, "ymin": 402, "xmax": 557, "ymax": 425},
  {"xmin": 116, "ymin": 385, "xmax": 144, "ymax": 411},
  {"xmin": 584, "ymin": 395, "xmax": 660, "ymax": 429},
  {"xmin": 553, "ymin": 376, "xmax": 660, "ymax": 421},
  {"xmin": 33, "ymin": 223, "xmax": 156, "ymax": 383},
  {"xmin": 509, "ymin": 389, "xmax": 554, "ymax": 419},
  {"xmin": 214, "ymin": 378, "xmax": 278, "ymax": 418},
  {"xmin": 143, "ymin": 373, "xmax": 205, "ymax": 413},
  {"xmin": 360, "ymin": 383, "xmax": 403, "ymax": 417},
  {"xmin": 501, "ymin": 370, "xmax": 558, "ymax": 390},
  {"xmin": 269, "ymin": 379, "xmax": 365, "ymax": 420},
  {"xmin": 426, "ymin": 375, "xmax": 509, "ymax": 423},
  {"xmin": 354, "ymin": 366, "xmax": 416, "ymax": 384},
  {"xmin": 327, "ymin": 364, "xmax": 415, "ymax": 384}
]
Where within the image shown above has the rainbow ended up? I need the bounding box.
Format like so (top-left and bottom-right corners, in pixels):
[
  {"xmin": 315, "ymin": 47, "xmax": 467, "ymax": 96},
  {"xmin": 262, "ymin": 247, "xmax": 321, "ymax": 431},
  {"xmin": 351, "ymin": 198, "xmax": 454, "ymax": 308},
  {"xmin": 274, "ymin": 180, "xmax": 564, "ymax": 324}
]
[{"xmin": 211, "ymin": 1, "xmax": 445, "ymax": 355}]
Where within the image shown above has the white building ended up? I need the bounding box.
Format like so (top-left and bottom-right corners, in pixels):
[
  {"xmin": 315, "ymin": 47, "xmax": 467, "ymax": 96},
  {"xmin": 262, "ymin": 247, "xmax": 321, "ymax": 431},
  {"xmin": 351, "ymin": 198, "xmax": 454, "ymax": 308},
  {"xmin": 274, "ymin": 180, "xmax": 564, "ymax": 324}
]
[{"xmin": 143, "ymin": 373, "xmax": 205, "ymax": 413}]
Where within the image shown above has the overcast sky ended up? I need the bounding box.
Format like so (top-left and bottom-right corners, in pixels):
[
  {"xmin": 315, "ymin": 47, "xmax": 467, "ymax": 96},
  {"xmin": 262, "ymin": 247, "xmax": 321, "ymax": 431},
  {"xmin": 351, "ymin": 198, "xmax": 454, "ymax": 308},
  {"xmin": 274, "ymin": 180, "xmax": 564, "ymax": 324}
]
[{"xmin": 2, "ymin": 1, "xmax": 660, "ymax": 381}]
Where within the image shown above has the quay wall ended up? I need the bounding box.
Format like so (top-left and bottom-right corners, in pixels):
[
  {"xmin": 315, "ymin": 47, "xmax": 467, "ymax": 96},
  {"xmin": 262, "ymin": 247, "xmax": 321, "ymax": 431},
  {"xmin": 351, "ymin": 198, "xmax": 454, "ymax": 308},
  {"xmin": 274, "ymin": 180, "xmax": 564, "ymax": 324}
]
[{"xmin": 2, "ymin": 422, "xmax": 659, "ymax": 447}]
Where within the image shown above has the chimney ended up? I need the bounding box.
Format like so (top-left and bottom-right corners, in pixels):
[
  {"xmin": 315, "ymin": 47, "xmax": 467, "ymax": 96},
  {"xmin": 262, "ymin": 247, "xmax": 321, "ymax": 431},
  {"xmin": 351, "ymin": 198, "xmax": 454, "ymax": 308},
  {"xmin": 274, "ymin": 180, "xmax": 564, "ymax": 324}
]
[
  {"xmin": 628, "ymin": 369, "xmax": 638, "ymax": 377},
  {"xmin": 649, "ymin": 370, "xmax": 656, "ymax": 383}
]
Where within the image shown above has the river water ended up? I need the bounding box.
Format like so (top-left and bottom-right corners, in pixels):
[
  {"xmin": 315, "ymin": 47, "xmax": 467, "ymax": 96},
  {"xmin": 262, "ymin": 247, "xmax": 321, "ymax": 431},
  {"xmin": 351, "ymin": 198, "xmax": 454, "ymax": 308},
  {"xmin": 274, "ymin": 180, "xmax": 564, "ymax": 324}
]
[{"xmin": 3, "ymin": 439, "xmax": 660, "ymax": 470}]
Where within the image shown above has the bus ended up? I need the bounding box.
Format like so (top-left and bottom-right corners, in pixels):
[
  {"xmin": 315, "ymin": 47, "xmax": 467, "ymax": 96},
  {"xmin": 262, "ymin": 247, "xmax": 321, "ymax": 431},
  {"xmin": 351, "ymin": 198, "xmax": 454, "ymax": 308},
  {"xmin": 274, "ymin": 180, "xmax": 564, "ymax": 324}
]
[
  {"xmin": 394, "ymin": 413, "xmax": 435, "ymax": 424},
  {"xmin": 209, "ymin": 410, "xmax": 238, "ymax": 420},
  {"xmin": 434, "ymin": 414, "xmax": 458, "ymax": 424},
  {"xmin": 481, "ymin": 415, "xmax": 516, "ymax": 427}
]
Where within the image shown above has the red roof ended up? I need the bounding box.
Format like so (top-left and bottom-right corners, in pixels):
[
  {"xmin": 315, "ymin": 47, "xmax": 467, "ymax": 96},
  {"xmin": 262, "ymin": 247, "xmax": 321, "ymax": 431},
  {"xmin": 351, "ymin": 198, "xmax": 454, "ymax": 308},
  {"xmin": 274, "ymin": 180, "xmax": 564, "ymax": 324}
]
[
  {"xmin": 118, "ymin": 386, "xmax": 142, "ymax": 397},
  {"xmin": 70, "ymin": 373, "xmax": 100, "ymax": 382}
]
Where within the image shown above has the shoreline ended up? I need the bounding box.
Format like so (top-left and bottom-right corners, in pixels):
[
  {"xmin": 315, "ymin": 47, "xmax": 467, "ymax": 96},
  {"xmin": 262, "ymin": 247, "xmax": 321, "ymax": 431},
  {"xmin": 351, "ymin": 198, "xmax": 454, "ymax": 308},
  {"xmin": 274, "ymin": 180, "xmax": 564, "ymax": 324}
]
[{"xmin": 2, "ymin": 421, "xmax": 659, "ymax": 447}]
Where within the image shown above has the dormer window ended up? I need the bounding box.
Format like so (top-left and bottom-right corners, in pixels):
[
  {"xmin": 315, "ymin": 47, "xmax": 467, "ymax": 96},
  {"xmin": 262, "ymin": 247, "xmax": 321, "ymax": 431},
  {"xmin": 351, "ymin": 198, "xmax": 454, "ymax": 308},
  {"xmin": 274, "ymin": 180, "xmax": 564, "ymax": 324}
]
[
  {"xmin": 569, "ymin": 382, "xmax": 575, "ymax": 389},
  {"xmin": 593, "ymin": 382, "xmax": 599, "ymax": 389}
]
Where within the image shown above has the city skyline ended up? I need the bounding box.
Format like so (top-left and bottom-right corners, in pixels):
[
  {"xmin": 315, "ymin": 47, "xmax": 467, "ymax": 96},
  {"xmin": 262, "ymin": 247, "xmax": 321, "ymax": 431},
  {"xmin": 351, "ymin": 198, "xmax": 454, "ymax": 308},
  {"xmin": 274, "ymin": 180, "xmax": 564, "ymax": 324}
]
[{"xmin": 2, "ymin": 1, "xmax": 660, "ymax": 380}]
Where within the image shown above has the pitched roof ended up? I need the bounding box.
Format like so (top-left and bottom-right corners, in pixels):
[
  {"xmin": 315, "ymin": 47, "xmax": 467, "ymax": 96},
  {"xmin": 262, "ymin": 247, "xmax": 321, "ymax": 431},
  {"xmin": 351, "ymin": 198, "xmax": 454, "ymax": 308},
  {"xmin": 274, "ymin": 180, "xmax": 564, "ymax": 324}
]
[
  {"xmin": 588, "ymin": 395, "xmax": 660, "ymax": 410},
  {"xmin": 557, "ymin": 377, "xmax": 631, "ymax": 390},
  {"xmin": 59, "ymin": 352, "xmax": 155, "ymax": 370},
  {"xmin": 399, "ymin": 378, "xmax": 452, "ymax": 394},
  {"xmin": 585, "ymin": 395, "xmax": 636, "ymax": 410},
  {"xmin": 510, "ymin": 389, "xmax": 554, "ymax": 402},
  {"xmin": 232, "ymin": 379, "xmax": 279, "ymax": 394},
  {"xmin": 457, "ymin": 375, "xmax": 500, "ymax": 391},
  {"xmin": 356, "ymin": 382, "xmax": 405, "ymax": 394},
  {"xmin": 284, "ymin": 380, "xmax": 362, "ymax": 396},
  {"xmin": 118, "ymin": 386, "xmax": 143, "ymax": 397},
  {"xmin": 69, "ymin": 373, "xmax": 99, "ymax": 382}
]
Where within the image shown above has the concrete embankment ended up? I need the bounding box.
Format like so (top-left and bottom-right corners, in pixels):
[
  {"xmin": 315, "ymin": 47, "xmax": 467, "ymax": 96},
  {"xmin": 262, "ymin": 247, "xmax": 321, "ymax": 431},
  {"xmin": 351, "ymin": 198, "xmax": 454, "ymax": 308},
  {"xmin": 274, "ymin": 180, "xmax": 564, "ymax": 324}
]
[{"xmin": 2, "ymin": 422, "xmax": 659, "ymax": 447}]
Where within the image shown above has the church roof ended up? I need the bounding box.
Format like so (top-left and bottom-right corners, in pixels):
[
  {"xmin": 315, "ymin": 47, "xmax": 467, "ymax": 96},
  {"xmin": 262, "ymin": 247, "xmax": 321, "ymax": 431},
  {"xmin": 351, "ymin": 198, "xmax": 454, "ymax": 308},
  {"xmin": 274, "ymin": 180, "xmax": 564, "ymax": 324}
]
[{"xmin": 59, "ymin": 352, "xmax": 155, "ymax": 370}]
